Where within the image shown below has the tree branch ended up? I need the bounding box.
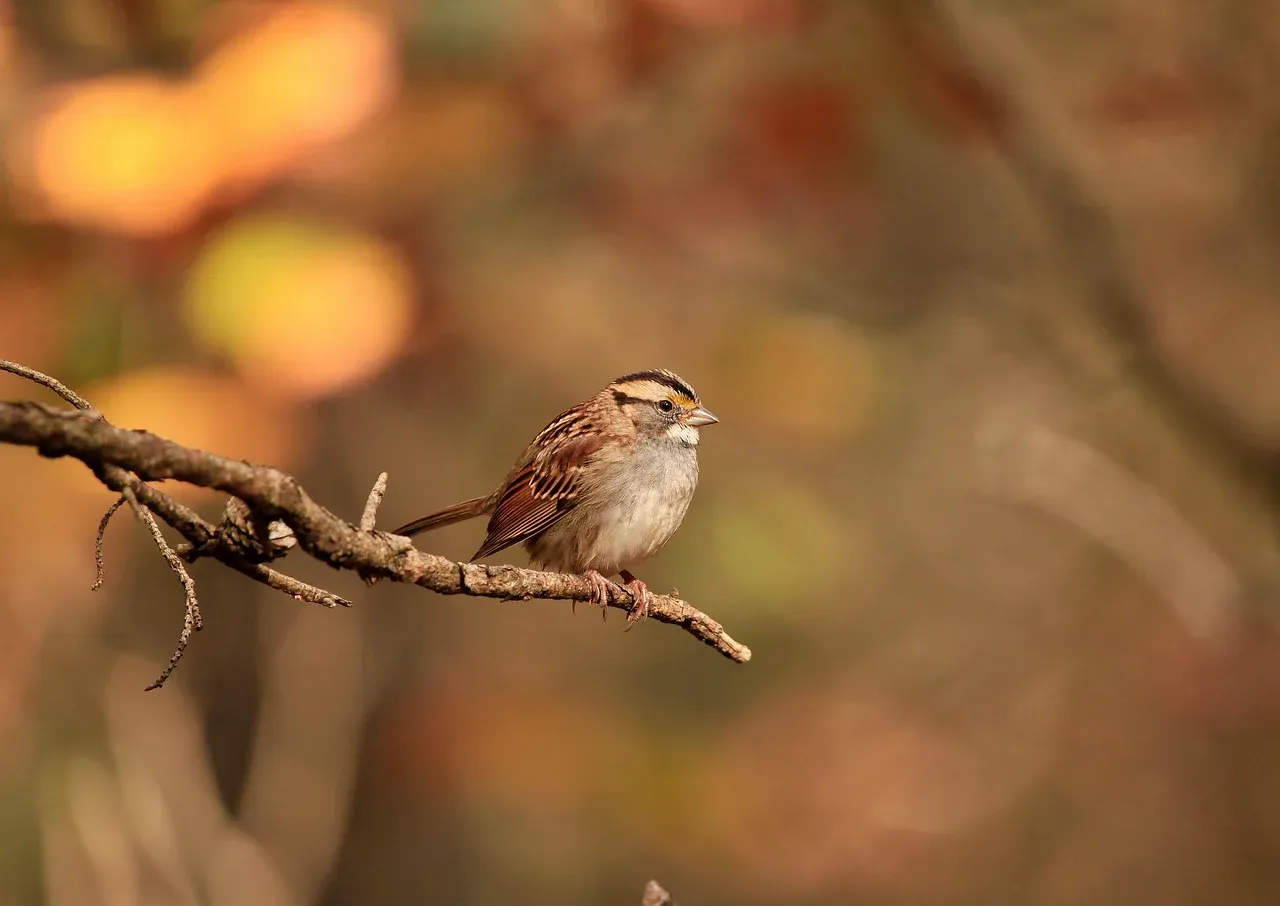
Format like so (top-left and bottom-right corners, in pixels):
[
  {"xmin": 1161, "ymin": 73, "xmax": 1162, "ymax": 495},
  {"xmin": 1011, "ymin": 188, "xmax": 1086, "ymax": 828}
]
[
  {"xmin": 0, "ymin": 376, "xmax": 751, "ymax": 673},
  {"xmin": 871, "ymin": 0, "xmax": 1280, "ymax": 636}
]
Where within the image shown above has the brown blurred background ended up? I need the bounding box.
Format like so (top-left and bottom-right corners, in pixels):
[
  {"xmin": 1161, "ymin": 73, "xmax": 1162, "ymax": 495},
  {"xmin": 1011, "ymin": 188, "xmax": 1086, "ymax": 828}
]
[{"xmin": 5, "ymin": 0, "xmax": 1280, "ymax": 903}]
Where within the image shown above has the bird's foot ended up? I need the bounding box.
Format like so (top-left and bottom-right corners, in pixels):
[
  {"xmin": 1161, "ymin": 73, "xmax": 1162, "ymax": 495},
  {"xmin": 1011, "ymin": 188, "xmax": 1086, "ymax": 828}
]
[
  {"xmin": 619, "ymin": 570, "xmax": 652, "ymax": 630},
  {"xmin": 580, "ymin": 569, "xmax": 615, "ymax": 622}
]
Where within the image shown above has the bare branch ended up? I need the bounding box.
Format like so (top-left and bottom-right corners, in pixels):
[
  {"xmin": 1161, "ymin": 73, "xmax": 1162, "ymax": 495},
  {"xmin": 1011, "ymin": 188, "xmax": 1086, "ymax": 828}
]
[{"xmin": 0, "ymin": 387, "xmax": 751, "ymax": 665}]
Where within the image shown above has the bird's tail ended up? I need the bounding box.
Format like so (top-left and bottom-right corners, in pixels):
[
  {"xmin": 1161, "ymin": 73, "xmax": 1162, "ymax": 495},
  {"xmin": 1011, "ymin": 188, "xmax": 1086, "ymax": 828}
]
[{"xmin": 390, "ymin": 495, "xmax": 492, "ymax": 538}]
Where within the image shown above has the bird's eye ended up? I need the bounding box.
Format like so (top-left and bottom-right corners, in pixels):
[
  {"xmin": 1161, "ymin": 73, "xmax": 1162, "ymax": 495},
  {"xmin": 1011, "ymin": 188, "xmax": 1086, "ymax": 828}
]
[{"xmin": 657, "ymin": 399, "xmax": 674, "ymax": 413}]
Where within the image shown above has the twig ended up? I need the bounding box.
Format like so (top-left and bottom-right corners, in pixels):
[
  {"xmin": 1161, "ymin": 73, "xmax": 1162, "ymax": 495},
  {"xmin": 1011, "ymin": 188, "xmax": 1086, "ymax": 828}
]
[
  {"xmin": 119, "ymin": 487, "xmax": 201, "ymax": 632},
  {"xmin": 360, "ymin": 472, "xmax": 388, "ymax": 532},
  {"xmin": 0, "ymin": 377, "xmax": 751, "ymax": 664},
  {"xmin": 227, "ymin": 560, "xmax": 353, "ymax": 608},
  {"xmin": 92, "ymin": 495, "xmax": 127, "ymax": 591},
  {"xmin": 0, "ymin": 359, "xmax": 98, "ymax": 413},
  {"xmin": 119, "ymin": 486, "xmax": 203, "ymax": 690},
  {"xmin": 360, "ymin": 472, "xmax": 388, "ymax": 588},
  {"xmin": 642, "ymin": 880, "xmax": 678, "ymax": 906}
]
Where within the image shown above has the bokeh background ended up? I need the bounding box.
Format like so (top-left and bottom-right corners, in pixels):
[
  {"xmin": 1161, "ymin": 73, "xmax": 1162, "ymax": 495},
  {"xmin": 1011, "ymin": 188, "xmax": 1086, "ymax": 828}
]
[{"xmin": 5, "ymin": 0, "xmax": 1280, "ymax": 903}]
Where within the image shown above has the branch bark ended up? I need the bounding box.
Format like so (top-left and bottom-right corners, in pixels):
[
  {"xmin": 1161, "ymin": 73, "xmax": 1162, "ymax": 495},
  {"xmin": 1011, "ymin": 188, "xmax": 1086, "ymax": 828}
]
[{"xmin": 0, "ymin": 386, "xmax": 751, "ymax": 672}]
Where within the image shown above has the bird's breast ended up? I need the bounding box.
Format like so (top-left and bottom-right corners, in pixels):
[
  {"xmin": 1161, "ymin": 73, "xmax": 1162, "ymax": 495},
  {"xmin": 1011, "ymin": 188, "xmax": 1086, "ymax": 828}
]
[{"xmin": 530, "ymin": 442, "xmax": 699, "ymax": 574}]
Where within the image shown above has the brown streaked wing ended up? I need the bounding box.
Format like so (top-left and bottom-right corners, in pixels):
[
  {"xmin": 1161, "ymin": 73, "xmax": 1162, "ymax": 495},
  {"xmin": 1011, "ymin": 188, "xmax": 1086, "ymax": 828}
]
[{"xmin": 471, "ymin": 413, "xmax": 607, "ymax": 560}]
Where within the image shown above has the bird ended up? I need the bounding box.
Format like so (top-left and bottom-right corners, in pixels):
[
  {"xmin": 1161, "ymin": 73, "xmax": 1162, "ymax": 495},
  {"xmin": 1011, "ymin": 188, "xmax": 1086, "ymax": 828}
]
[{"xmin": 390, "ymin": 369, "xmax": 718, "ymax": 625}]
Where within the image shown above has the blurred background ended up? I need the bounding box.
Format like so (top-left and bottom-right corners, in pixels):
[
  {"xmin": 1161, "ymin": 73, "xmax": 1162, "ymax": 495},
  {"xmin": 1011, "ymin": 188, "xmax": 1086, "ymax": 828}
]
[{"xmin": 5, "ymin": 0, "xmax": 1280, "ymax": 903}]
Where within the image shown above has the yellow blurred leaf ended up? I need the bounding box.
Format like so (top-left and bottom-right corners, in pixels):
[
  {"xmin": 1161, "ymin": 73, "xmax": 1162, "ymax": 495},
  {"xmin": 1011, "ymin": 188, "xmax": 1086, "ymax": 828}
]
[{"xmin": 184, "ymin": 214, "xmax": 414, "ymax": 399}]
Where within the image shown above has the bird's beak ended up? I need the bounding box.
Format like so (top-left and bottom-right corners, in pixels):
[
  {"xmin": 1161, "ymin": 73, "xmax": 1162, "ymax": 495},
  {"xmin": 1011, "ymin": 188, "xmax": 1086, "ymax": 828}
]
[{"xmin": 685, "ymin": 406, "xmax": 719, "ymax": 427}]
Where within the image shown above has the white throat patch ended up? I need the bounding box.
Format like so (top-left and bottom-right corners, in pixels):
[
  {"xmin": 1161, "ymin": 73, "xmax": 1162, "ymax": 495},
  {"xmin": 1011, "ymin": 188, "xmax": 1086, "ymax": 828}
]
[{"xmin": 667, "ymin": 422, "xmax": 700, "ymax": 446}]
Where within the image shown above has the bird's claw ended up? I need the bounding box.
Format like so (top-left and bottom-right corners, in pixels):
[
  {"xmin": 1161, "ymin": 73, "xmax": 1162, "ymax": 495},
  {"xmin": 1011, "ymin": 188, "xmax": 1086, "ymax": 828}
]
[
  {"xmin": 619, "ymin": 570, "xmax": 652, "ymax": 630},
  {"xmin": 580, "ymin": 569, "xmax": 614, "ymax": 621}
]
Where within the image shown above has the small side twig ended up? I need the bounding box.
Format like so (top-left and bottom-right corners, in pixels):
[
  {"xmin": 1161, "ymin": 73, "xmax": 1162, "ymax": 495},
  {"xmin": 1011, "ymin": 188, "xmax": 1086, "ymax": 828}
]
[
  {"xmin": 92, "ymin": 495, "xmax": 127, "ymax": 591},
  {"xmin": 360, "ymin": 472, "xmax": 388, "ymax": 532},
  {"xmin": 360, "ymin": 472, "xmax": 388, "ymax": 588},
  {"xmin": 120, "ymin": 487, "xmax": 203, "ymax": 690},
  {"xmin": 642, "ymin": 880, "xmax": 678, "ymax": 906},
  {"xmin": 228, "ymin": 560, "xmax": 353, "ymax": 608},
  {"xmin": 0, "ymin": 360, "xmax": 97, "ymax": 414}
]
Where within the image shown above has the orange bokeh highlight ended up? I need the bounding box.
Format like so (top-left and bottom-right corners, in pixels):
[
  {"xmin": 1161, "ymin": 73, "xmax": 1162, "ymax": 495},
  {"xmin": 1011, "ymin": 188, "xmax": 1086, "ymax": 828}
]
[
  {"xmin": 194, "ymin": 1, "xmax": 398, "ymax": 192},
  {"xmin": 5, "ymin": 2, "xmax": 397, "ymax": 237},
  {"xmin": 8, "ymin": 75, "xmax": 218, "ymax": 236}
]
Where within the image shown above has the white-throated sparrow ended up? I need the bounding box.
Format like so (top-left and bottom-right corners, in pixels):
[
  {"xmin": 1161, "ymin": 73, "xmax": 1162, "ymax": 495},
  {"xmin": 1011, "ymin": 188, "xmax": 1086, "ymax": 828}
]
[{"xmin": 391, "ymin": 369, "xmax": 718, "ymax": 624}]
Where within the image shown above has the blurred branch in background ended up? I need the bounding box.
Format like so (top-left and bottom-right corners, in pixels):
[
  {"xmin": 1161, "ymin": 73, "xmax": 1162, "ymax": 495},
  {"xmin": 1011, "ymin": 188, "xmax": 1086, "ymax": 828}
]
[
  {"xmin": 976, "ymin": 418, "xmax": 1241, "ymax": 643},
  {"xmin": 39, "ymin": 638, "xmax": 377, "ymax": 906},
  {"xmin": 910, "ymin": 0, "xmax": 1280, "ymax": 484},
  {"xmin": 884, "ymin": 0, "xmax": 1280, "ymax": 617},
  {"xmin": 0, "ymin": 361, "xmax": 752, "ymax": 684}
]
